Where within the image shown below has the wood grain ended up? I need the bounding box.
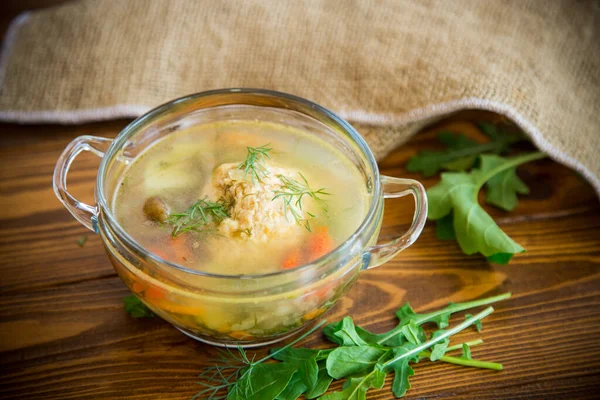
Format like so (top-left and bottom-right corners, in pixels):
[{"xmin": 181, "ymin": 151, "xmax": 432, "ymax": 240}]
[{"xmin": 0, "ymin": 113, "xmax": 599, "ymax": 400}]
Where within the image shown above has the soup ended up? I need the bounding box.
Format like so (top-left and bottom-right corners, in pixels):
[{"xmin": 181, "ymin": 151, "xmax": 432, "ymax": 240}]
[
  {"xmin": 109, "ymin": 120, "xmax": 372, "ymax": 341},
  {"xmin": 114, "ymin": 120, "xmax": 369, "ymax": 276}
]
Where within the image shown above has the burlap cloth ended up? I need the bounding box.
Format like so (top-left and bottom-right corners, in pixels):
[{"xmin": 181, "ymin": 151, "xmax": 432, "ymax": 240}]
[{"xmin": 1, "ymin": 0, "xmax": 599, "ymax": 194}]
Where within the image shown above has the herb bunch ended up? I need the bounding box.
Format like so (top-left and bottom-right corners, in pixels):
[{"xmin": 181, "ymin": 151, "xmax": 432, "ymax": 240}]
[
  {"xmin": 237, "ymin": 143, "xmax": 273, "ymax": 183},
  {"xmin": 273, "ymin": 172, "xmax": 330, "ymax": 232},
  {"xmin": 408, "ymin": 122, "xmax": 546, "ymax": 264},
  {"xmin": 194, "ymin": 292, "xmax": 510, "ymax": 400},
  {"xmin": 166, "ymin": 197, "xmax": 230, "ymax": 237}
]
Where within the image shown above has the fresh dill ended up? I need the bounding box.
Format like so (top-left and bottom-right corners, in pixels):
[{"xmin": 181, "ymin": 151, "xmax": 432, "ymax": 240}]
[
  {"xmin": 273, "ymin": 172, "xmax": 330, "ymax": 232},
  {"xmin": 193, "ymin": 320, "xmax": 326, "ymax": 400},
  {"xmin": 166, "ymin": 198, "xmax": 230, "ymax": 237},
  {"xmin": 237, "ymin": 143, "xmax": 272, "ymax": 183}
]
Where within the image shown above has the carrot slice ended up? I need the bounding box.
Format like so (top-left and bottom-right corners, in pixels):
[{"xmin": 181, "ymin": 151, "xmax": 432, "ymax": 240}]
[
  {"xmin": 303, "ymin": 307, "xmax": 326, "ymax": 321},
  {"xmin": 145, "ymin": 285, "xmax": 167, "ymax": 301},
  {"xmin": 282, "ymin": 249, "xmax": 303, "ymax": 269},
  {"xmin": 132, "ymin": 281, "xmax": 146, "ymax": 294},
  {"xmin": 170, "ymin": 235, "xmax": 192, "ymax": 262},
  {"xmin": 306, "ymin": 227, "xmax": 334, "ymax": 261},
  {"xmin": 147, "ymin": 247, "xmax": 169, "ymax": 260},
  {"xmin": 229, "ymin": 330, "xmax": 253, "ymax": 340}
]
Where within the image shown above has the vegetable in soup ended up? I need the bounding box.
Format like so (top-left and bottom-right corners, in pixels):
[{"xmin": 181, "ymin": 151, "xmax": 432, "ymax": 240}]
[{"xmin": 114, "ymin": 121, "xmax": 369, "ymax": 275}]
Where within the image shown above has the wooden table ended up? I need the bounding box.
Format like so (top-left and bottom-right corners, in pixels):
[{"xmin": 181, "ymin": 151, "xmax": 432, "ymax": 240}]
[{"xmin": 1, "ymin": 115, "xmax": 599, "ymax": 399}]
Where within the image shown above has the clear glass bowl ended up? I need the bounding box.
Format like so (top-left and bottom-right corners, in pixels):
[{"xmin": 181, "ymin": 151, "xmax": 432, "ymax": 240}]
[{"xmin": 53, "ymin": 89, "xmax": 427, "ymax": 347}]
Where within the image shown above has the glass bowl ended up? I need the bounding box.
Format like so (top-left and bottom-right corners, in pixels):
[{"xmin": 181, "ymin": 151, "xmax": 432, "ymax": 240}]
[{"xmin": 53, "ymin": 89, "xmax": 427, "ymax": 347}]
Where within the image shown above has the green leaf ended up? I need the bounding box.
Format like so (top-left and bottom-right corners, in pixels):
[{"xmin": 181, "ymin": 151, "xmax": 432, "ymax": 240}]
[
  {"xmin": 461, "ymin": 343, "xmax": 472, "ymax": 360},
  {"xmin": 324, "ymin": 317, "xmax": 368, "ymax": 346},
  {"xmin": 435, "ymin": 212, "xmax": 456, "ymax": 240},
  {"xmin": 486, "ymin": 252, "xmax": 514, "ymax": 264},
  {"xmin": 276, "ymin": 373, "xmax": 307, "ymax": 400},
  {"xmin": 227, "ymin": 363, "xmax": 296, "ymax": 400},
  {"xmin": 400, "ymin": 320, "xmax": 423, "ymax": 345},
  {"xmin": 123, "ymin": 295, "xmax": 154, "ymax": 318},
  {"xmin": 326, "ymin": 345, "xmax": 388, "ymax": 379},
  {"xmin": 465, "ymin": 314, "xmax": 482, "ymax": 332},
  {"xmin": 270, "ymin": 348, "xmax": 319, "ymax": 388},
  {"xmin": 427, "ymin": 153, "xmax": 545, "ymax": 260},
  {"xmin": 349, "ymin": 325, "xmax": 407, "ymax": 347},
  {"xmin": 483, "ymin": 155, "xmax": 530, "ymax": 211},
  {"xmin": 406, "ymin": 130, "xmax": 516, "ymax": 177},
  {"xmin": 406, "ymin": 132, "xmax": 479, "ymax": 176},
  {"xmin": 383, "ymin": 293, "xmax": 511, "ymax": 344},
  {"xmin": 305, "ymin": 362, "xmax": 333, "ymax": 399},
  {"xmin": 396, "ymin": 303, "xmax": 450, "ymax": 329},
  {"xmin": 388, "ymin": 345, "xmax": 419, "ymax": 397},
  {"xmin": 320, "ymin": 368, "xmax": 386, "ymax": 400},
  {"xmin": 429, "ymin": 330, "xmax": 450, "ymax": 361},
  {"xmin": 441, "ymin": 155, "xmax": 478, "ymax": 171}
]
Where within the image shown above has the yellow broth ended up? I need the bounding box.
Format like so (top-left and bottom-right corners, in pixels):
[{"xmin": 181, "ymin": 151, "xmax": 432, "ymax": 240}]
[{"xmin": 113, "ymin": 120, "xmax": 369, "ymax": 275}]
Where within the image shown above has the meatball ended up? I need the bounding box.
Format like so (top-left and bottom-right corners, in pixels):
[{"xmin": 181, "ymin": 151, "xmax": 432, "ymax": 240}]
[{"xmin": 143, "ymin": 196, "xmax": 170, "ymax": 222}]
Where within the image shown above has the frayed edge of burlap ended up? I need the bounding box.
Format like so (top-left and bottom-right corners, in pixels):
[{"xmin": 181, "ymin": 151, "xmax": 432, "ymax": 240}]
[
  {"xmin": 0, "ymin": 12, "xmax": 30, "ymax": 91},
  {"xmin": 0, "ymin": 97, "xmax": 598, "ymax": 197}
]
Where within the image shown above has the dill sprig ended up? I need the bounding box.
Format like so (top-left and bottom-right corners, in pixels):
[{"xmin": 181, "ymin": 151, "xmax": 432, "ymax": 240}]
[
  {"xmin": 166, "ymin": 197, "xmax": 230, "ymax": 237},
  {"xmin": 273, "ymin": 172, "xmax": 330, "ymax": 232},
  {"xmin": 237, "ymin": 143, "xmax": 272, "ymax": 183},
  {"xmin": 194, "ymin": 320, "xmax": 327, "ymax": 400},
  {"xmin": 193, "ymin": 347, "xmax": 252, "ymax": 400}
]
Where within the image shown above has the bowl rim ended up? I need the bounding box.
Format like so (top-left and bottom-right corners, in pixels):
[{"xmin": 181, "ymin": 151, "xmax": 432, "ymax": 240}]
[{"xmin": 96, "ymin": 88, "xmax": 381, "ymax": 279}]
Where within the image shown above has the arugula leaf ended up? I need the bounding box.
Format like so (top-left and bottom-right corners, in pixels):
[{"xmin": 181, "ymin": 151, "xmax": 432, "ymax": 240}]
[
  {"xmin": 486, "ymin": 252, "xmax": 515, "ymax": 264},
  {"xmin": 396, "ymin": 302, "xmax": 450, "ymax": 329},
  {"xmin": 275, "ymin": 373, "xmax": 306, "ymax": 400},
  {"xmin": 305, "ymin": 362, "xmax": 333, "ymax": 399},
  {"xmin": 270, "ymin": 347, "xmax": 319, "ymax": 389},
  {"xmin": 195, "ymin": 293, "xmax": 511, "ymax": 399},
  {"xmin": 435, "ymin": 212, "xmax": 456, "ymax": 240},
  {"xmin": 461, "ymin": 343, "xmax": 472, "ymax": 360},
  {"xmin": 227, "ymin": 363, "xmax": 295, "ymax": 400},
  {"xmin": 370, "ymin": 293, "xmax": 511, "ymax": 345},
  {"xmin": 483, "ymin": 155, "xmax": 530, "ymax": 211},
  {"xmin": 320, "ymin": 368, "xmax": 386, "ymax": 400},
  {"xmin": 344, "ymin": 293, "xmax": 511, "ymax": 349},
  {"xmin": 323, "ymin": 317, "xmax": 368, "ymax": 346},
  {"xmin": 465, "ymin": 314, "xmax": 482, "ymax": 332},
  {"xmin": 326, "ymin": 345, "xmax": 388, "ymax": 379},
  {"xmin": 389, "ymin": 345, "xmax": 419, "ymax": 397},
  {"xmin": 123, "ymin": 295, "xmax": 154, "ymax": 318},
  {"xmin": 406, "ymin": 130, "xmax": 516, "ymax": 177},
  {"xmin": 477, "ymin": 122, "xmax": 518, "ymax": 141},
  {"xmin": 428, "ymin": 330, "xmax": 450, "ymax": 361},
  {"xmin": 427, "ymin": 152, "xmax": 545, "ymax": 261},
  {"xmin": 400, "ymin": 320, "xmax": 424, "ymax": 345}
]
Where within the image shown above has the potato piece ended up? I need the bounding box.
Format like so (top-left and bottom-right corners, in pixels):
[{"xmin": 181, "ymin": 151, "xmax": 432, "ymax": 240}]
[{"xmin": 143, "ymin": 196, "xmax": 170, "ymax": 222}]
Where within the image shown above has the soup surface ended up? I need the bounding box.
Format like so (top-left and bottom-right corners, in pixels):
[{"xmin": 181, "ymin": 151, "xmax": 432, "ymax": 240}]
[{"xmin": 114, "ymin": 120, "xmax": 369, "ymax": 275}]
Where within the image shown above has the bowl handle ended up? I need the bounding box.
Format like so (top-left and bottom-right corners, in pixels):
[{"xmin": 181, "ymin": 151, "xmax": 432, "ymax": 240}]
[
  {"xmin": 53, "ymin": 135, "xmax": 113, "ymax": 232},
  {"xmin": 365, "ymin": 176, "xmax": 428, "ymax": 269}
]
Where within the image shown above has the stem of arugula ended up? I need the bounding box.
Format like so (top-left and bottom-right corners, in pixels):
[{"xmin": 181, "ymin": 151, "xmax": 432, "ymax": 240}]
[
  {"xmin": 474, "ymin": 151, "xmax": 546, "ymax": 193},
  {"xmin": 380, "ymin": 307, "xmax": 494, "ymax": 372},
  {"xmin": 444, "ymin": 339, "xmax": 483, "ymax": 352},
  {"xmin": 375, "ymin": 293, "xmax": 511, "ymax": 345},
  {"xmin": 418, "ymin": 350, "xmax": 503, "ymax": 370}
]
